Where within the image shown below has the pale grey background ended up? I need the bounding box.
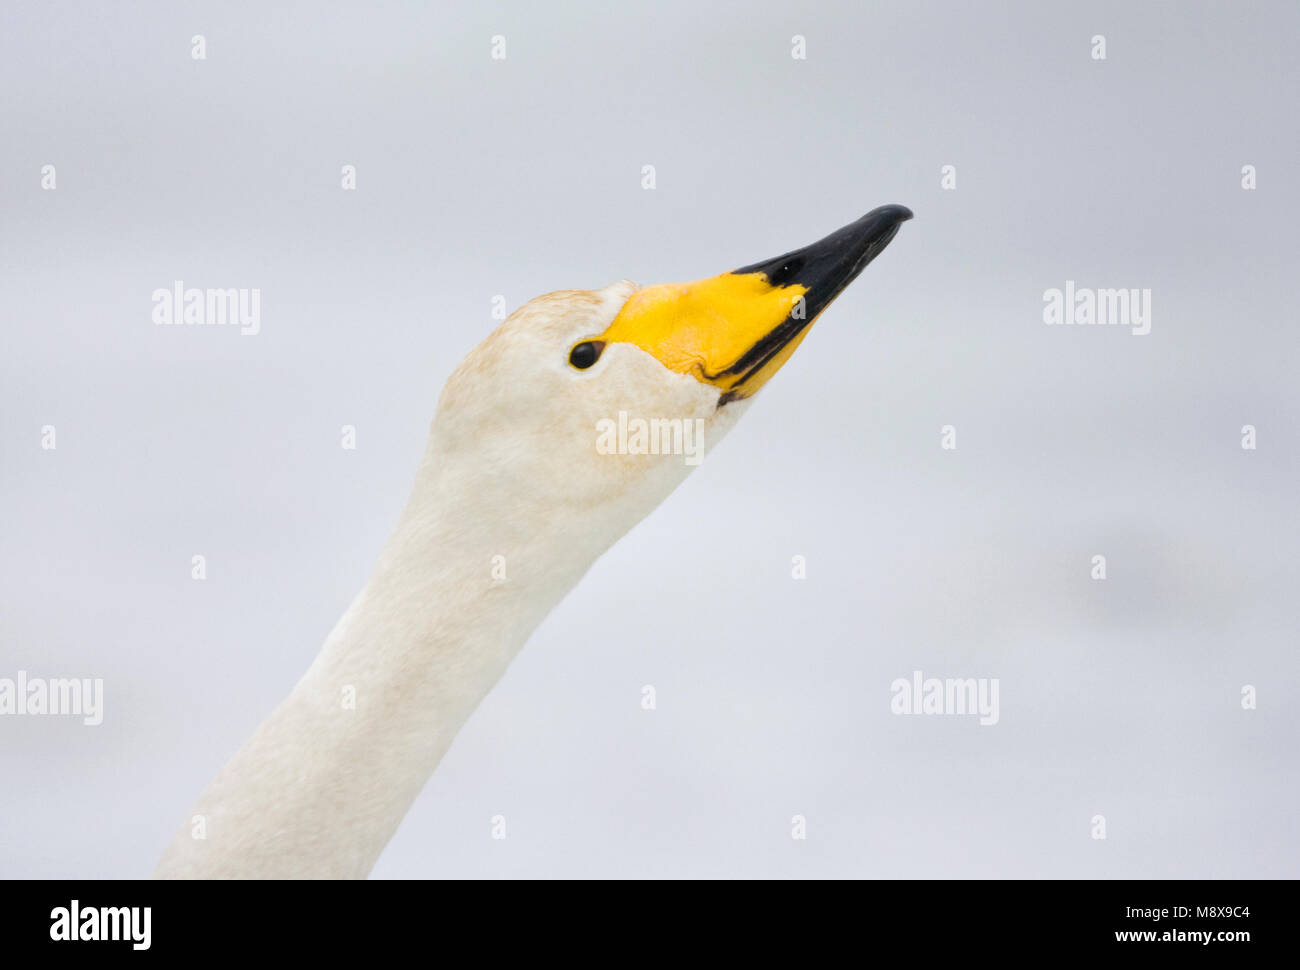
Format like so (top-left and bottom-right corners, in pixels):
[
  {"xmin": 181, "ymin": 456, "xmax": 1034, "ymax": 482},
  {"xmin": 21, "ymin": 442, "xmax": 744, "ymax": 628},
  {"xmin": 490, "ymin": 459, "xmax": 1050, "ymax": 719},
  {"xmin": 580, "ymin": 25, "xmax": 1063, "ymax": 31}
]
[{"xmin": 2, "ymin": 0, "xmax": 1296, "ymax": 878}]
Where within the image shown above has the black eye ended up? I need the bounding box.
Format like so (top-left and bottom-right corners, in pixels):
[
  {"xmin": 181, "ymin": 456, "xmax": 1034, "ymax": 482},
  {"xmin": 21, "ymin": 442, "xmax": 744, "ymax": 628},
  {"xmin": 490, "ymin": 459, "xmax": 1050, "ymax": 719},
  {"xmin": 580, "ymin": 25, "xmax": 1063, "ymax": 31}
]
[{"xmin": 569, "ymin": 340, "xmax": 604, "ymax": 369}]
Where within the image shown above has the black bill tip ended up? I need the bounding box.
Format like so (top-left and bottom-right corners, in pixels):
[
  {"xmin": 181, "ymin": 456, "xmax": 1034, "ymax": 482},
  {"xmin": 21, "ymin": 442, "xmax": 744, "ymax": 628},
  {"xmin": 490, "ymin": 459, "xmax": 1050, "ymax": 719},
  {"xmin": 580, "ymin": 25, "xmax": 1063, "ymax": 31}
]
[
  {"xmin": 712, "ymin": 204, "xmax": 912, "ymax": 404},
  {"xmin": 731, "ymin": 204, "xmax": 913, "ymax": 313}
]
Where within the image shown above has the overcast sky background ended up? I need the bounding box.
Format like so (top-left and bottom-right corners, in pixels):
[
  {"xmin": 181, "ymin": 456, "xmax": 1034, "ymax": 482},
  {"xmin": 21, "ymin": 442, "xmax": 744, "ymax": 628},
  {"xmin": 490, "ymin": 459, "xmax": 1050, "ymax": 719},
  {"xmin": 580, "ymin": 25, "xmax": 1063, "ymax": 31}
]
[{"xmin": 2, "ymin": 0, "xmax": 1297, "ymax": 878}]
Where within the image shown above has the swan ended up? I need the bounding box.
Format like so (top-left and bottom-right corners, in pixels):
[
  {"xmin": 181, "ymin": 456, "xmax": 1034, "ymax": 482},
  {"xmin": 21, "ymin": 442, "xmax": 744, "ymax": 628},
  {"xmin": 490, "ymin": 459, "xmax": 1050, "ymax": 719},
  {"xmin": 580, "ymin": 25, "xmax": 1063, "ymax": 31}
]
[{"xmin": 155, "ymin": 204, "xmax": 913, "ymax": 878}]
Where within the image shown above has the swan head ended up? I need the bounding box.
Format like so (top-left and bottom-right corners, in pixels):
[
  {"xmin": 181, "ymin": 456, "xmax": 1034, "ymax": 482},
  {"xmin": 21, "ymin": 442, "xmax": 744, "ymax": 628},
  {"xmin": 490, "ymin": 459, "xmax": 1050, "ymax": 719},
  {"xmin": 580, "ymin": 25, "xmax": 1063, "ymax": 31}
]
[{"xmin": 426, "ymin": 205, "xmax": 913, "ymax": 566}]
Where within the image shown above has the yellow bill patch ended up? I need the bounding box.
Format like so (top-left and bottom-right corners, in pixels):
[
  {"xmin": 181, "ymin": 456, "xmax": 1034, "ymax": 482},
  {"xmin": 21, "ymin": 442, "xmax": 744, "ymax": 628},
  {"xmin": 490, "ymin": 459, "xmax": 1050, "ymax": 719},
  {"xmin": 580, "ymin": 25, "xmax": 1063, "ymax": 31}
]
[{"xmin": 599, "ymin": 271, "xmax": 810, "ymax": 400}]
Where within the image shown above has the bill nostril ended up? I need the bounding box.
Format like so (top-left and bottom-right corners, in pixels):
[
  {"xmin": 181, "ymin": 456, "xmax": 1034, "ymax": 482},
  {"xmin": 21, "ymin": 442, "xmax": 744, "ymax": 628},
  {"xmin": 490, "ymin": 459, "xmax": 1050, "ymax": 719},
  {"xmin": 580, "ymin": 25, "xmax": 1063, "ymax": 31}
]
[{"xmin": 766, "ymin": 258, "xmax": 804, "ymax": 285}]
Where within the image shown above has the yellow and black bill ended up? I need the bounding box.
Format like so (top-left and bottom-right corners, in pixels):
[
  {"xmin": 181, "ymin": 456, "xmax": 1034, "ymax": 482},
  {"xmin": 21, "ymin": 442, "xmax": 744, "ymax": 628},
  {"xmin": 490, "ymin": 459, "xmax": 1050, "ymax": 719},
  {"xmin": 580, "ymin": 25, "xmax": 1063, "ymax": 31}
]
[{"xmin": 600, "ymin": 203, "xmax": 913, "ymax": 402}]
